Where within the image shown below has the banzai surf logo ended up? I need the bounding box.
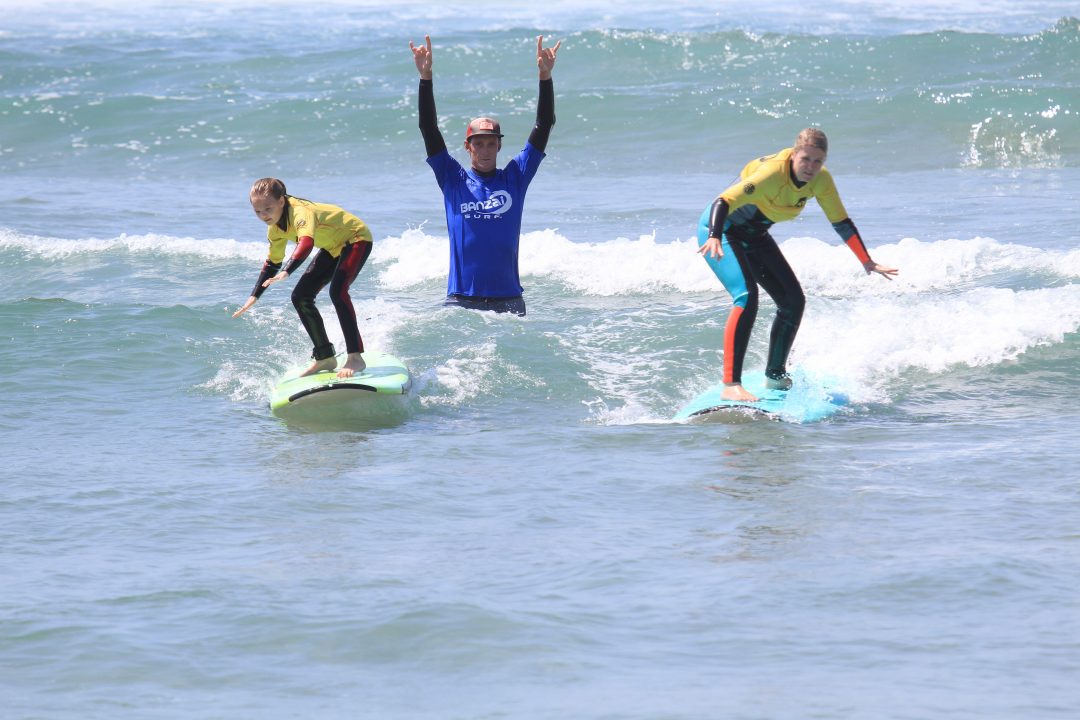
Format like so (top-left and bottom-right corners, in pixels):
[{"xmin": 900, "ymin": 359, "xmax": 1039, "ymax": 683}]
[{"xmin": 461, "ymin": 190, "xmax": 513, "ymax": 219}]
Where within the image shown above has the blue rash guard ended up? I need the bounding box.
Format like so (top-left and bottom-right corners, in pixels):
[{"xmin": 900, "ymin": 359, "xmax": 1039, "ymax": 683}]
[{"xmin": 426, "ymin": 144, "xmax": 544, "ymax": 298}]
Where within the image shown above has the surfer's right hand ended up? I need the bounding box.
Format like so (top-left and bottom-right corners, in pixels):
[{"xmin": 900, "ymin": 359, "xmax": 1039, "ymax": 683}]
[
  {"xmin": 698, "ymin": 236, "xmax": 724, "ymax": 260},
  {"xmin": 232, "ymin": 296, "xmax": 257, "ymax": 318}
]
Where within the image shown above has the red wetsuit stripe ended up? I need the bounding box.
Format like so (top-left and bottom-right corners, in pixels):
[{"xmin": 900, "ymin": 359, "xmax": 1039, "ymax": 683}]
[
  {"xmin": 723, "ymin": 305, "xmax": 744, "ymax": 385},
  {"xmin": 284, "ymin": 236, "xmax": 315, "ymax": 275},
  {"xmin": 845, "ymin": 234, "xmax": 871, "ymax": 265}
]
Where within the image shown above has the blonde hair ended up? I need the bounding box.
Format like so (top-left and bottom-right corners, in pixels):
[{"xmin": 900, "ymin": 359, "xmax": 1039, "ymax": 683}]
[
  {"xmin": 794, "ymin": 127, "xmax": 828, "ymax": 154},
  {"xmin": 250, "ymin": 177, "xmax": 287, "ymax": 200}
]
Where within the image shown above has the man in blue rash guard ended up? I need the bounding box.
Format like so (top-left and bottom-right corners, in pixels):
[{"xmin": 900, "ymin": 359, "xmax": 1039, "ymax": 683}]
[{"xmin": 409, "ymin": 34, "xmax": 561, "ymax": 316}]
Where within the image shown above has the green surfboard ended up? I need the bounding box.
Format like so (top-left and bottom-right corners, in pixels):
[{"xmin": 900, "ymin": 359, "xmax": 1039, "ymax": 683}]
[{"xmin": 270, "ymin": 350, "xmax": 412, "ymax": 425}]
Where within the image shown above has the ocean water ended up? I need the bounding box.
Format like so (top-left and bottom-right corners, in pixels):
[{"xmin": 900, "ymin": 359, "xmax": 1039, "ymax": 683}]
[{"xmin": 2, "ymin": 1, "xmax": 1079, "ymax": 717}]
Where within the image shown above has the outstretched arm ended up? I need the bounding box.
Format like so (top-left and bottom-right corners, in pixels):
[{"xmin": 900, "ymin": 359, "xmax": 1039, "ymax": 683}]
[
  {"xmin": 833, "ymin": 218, "xmax": 899, "ymax": 280},
  {"xmin": 410, "ymin": 35, "xmax": 446, "ymax": 157},
  {"xmin": 232, "ymin": 259, "xmax": 282, "ymax": 318},
  {"xmin": 529, "ymin": 36, "xmax": 561, "ymax": 152}
]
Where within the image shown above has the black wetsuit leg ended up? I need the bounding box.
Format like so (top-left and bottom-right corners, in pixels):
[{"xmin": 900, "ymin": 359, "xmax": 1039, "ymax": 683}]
[
  {"xmin": 292, "ymin": 250, "xmax": 337, "ymax": 360},
  {"xmin": 740, "ymin": 232, "xmax": 805, "ymax": 379}
]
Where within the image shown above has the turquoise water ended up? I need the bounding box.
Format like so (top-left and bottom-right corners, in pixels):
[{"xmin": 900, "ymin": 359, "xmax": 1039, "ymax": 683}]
[{"xmin": 2, "ymin": 1, "xmax": 1079, "ymax": 717}]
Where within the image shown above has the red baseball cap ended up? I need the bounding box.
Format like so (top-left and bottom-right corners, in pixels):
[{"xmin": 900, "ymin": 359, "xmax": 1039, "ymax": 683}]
[{"xmin": 465, "ymin": 117, "xmax": 503, "ymax": 140}]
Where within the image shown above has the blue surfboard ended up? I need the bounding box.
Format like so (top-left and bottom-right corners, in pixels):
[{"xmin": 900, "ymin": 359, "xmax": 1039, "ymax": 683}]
[{"xmin": 674, "ymin": 371, "xmax": 849, "ymax": 423}]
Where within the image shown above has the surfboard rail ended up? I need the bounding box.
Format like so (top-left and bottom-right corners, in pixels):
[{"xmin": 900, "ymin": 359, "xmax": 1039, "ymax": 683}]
[
  {"xmin": 269, "ymin": 350, "xmax": 413, "ymax": 425},
  {"xmin": 674, "ymin": 371, "xmax": 849, "ymax": 424}
]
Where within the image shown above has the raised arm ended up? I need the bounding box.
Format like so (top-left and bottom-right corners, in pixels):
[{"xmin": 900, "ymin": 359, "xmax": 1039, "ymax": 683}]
[
  {"xmin": 528, "ymin": 36, "xmax": 561, "ymax": 152},
  {"xmin": 410, "ymin": 35, "xmax": 446, "ymax": 157}
]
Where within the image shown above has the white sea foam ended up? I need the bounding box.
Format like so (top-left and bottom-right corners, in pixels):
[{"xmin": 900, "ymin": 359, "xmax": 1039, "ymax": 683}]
[
  {"xmin": 8, "ymin": 226, "xmax": 1080, "ymax": 296},
  {"xmin": 799, "ymin": 284, "xmax": 1080, "ymax": 388},
  {"xmin": 0, "ymin": 228, "xmax": 265, "ymax": 262},
  {"xmin": 368, "ymin": 228, "xmax": 1080, "ymax": 299},
  {"xmin": 7, "ymin": 225, "xmax": 1079, "ymax": 413},
  {"xmin": 370, "ymin": 226, "xmax": 449, "ymax": 290}
]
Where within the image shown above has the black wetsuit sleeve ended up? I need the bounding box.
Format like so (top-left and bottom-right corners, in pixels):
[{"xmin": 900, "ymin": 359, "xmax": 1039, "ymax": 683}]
[
  {"xmin": 418, "ymin": 79, "xmax": 447, "ymax": 158},
  {"xmin": 250, "ymin": 260, "xmax": 281, "ymax": 299},
  {"xmin": 527, "ymin": 78, "xmax": 556, "ymax": 153},
  {"xmin": 831, "ymin": 218, "xmax": 859, "ymax": 242},
  {"xmin": 707, "ymin": 197, "xmax": 730, "ymax": 239}
]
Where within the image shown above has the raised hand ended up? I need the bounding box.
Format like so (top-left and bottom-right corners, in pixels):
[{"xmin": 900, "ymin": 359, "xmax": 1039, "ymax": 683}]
[
  {"xmin": 536, "ymin": 35, "xmax": 561, "ymax": 80},
  {"xmin": 410, "ymin": 34, "xmax": 433, "ymax": 80}
]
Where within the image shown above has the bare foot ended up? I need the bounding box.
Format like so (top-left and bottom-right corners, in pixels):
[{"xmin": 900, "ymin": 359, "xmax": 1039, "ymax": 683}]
[
  {"xmin": 299, "ymin": 356, "xmax": 338, "ymax": 377},
  {"xmin": 721, "ymin": 383, "xmax": 758, "ymax": 402},
  {"xmin": 336, "ymin": 352, "xmax": 367, "ymax": 378}
]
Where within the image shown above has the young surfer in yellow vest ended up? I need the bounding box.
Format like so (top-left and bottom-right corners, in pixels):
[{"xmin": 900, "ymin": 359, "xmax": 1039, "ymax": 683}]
[{"xmin": 234, "ymin": 178, "xmax": 374, "ymax": 378}]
